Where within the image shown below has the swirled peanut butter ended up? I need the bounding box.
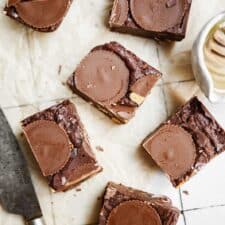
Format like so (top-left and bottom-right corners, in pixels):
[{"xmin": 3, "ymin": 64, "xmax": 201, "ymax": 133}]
[{"xmin": 204, "ymin": 21, "xmax": 225, "ymax": 90}]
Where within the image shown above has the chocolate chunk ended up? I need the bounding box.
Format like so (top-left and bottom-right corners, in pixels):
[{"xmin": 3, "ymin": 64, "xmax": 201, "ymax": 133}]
[
  {"xmin": 130, "ymin": 75, "xmax": 158, "ymax": 97},
  {"xmin": 99, "ymin": 182, "xmax": 180, "ymax": 225},
  {"xmin": 23, "ymin": 120, "xmax": 71, "ymax": 176},
  {"xmin": 109, "ymin": 0, "xmax": 192, "ymax": 41},
  {"xmin": 22, "ymin": 100, "xmax": 102, "ymax": 191},
  {"xmin": 75, "ymin": 50, "xmax": 130, "ymax": 105},
  {"xmin": 110, "ymin": 0, "xmax": 129, "ymax": 26},
  {"xmin": 166, "ymin": 0, "xmax": 177, "ymax": 8},
  {"xmin": 143, "ymin": 97, "xmax": 225, "ymax": 187},
  {"xmin": 107, "ymin": 200, "xmax": 162, "ymax": 225},
  {"xmin": 68, "ymin": 42, "xmax": 161, "ymax": 124},
  {"xmin": 143, "ymin": 125, "xmax": 196, "ymax": 180},
  {"xmin": 4, "ymin": 0, "xmax": 72, "ymax": 32}
]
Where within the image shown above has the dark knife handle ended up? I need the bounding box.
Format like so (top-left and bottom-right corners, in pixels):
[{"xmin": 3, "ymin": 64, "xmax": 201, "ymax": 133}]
[{"xmin": 26, "ymin": 217, "xmax": 46, "ymax": 225}]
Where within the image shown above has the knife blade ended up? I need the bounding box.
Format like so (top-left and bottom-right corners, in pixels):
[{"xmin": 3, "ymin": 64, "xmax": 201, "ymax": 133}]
[{"xmin": 0, "ymin": 108, "xmax": 46, "ymax": 225}]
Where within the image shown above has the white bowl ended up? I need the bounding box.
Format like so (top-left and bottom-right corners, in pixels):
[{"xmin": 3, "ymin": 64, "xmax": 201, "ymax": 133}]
[{"xmin": 192, "ymin": 11, "xmax": 225, "ymax": 103}]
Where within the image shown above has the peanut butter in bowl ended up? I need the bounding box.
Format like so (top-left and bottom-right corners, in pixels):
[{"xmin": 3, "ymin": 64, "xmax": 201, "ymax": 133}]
[{"xmin": 204, "ymin": 21, "xmax": 225, "ymax": 91}]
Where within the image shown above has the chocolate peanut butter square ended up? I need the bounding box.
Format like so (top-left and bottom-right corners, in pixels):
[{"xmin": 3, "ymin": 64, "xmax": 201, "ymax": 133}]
[
  {"xmin": 4, "ymin": 0, "xmax": 72, "ymax": 32},
  {"xmin": 21, "ymin": 100, "xmax": 102, "ymax": 191},
  {"xmin": 99, "ymin": 182, "xmax": 180, "ymax": 225},
  {"xmin": 143, "ymin": 97, "xmax": 225, "ymax": 187},
  {"xmin": 67, "ymin": 42, "xmax": 161, "ymax": 124},
  {"xmin": 109, "ymin": 0, "xmax": 192, "ymax": 41}
]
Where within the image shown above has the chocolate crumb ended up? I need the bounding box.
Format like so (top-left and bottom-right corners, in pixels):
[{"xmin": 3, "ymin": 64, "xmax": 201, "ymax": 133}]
[
  {"xmin": 96, "ymin": 146, "xmax": 104, "ymax": 152},
  {"xmin": 166, "ymin": 0, "xmax": 177, "ymax": 8},
  {"xmin": 76, "ymin": 188, "xmax": 82, "ymax": 192},
  {"xmin": 58, "ymin": 65, "xmax": 62, "ymax": 75},
  {"xmin": 182, "ymin": 190, "xmax": 189, "ymax": 195},
  {"xmin": 97, "ymin": 196, "xmax": 102, "ymax": 201}
]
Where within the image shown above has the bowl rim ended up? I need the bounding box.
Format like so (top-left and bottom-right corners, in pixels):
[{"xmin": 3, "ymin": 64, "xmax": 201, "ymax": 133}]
[{"xmin": 192, "ymin": 11, "xmax": 225, "ymax": 96}]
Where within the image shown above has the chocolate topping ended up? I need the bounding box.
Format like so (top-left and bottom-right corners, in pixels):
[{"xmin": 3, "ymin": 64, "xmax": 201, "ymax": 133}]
[
  {"xmin": 23, "ymin": 120, "xmax": 71, "ymax": 176},
  {"xmin": 130, "ymin": 0, "xmax": 185, "ymax": 32},
  {"xmin": 110, "ymin": 0, "xmax": 129, "ymax": 26},
  {"xmin": 75, "ymin": 49, "xmax": 130, "ymax": 105},
  {"xmin": 99, "ymin": 182, "xmax": 180, "ymax": 225},
  {"xmin": 143, "ymin": 97, "xmax": 225, "ymax": 187},
  {"xmin": 167, "ymin": 97, "xmax": 225, "ymax": 186},
  {"xmin": 68, "ymin": 42, "xmax": 161, "ymax": 124},
  {"xmin": 130, "ymin": 75, "xmax": 157, "ymax": 97},
  {"xmin": 144, "ymin": 125, "xmax": 196, "ymax": 179},
  {"xmin": 8, "ymin": 0, "xmax": 70, "ymax": 28},
  {"xmin": 22, "ymin": 100, "xmax": 102, "ymax": 191},
  {"xmin": 106, "ymin": 200, "xmax": 162, "ymax": 225}
]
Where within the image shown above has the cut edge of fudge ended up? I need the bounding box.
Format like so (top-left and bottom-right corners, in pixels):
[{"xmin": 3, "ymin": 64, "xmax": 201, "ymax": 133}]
[
  {"xmin": 109, "ymin": 0, "xmax": 192, "ymax": 41},
  {"xmin": 67, "ymin": 41, "xmax": 162, "ymax": 124},
  {"xmin": 21, "ymin": 100, "xmax": 102, "ymax": 192},
  {"xmin": 4, "ymin": 0, "xmax": 73, "ymax": 32},
  {"xmin": 99, "ymin": 182, "xmax": 180, "ymax": 225},
  {"xmin": 142, "ymin": 96, "xmax": 225, "ymax": 187}
]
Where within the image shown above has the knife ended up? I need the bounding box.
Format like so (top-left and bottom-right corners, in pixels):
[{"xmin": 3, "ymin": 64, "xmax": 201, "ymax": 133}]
[{"xmin": 0, "ymin": 108, "xmax": 46, "ymax": 225}]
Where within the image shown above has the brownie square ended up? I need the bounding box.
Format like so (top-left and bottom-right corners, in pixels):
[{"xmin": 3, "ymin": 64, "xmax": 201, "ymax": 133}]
[
  {"xmin": 99, "ymin": 182, "xmax": 180, "ymax": 225},
  {"xmin": 4, "ymin": 0, "xmax": 72, "ymax": 32},
  {"xmin": 67, "ymin": 41, "xmax": 161, "ymax": 124},
  {"xmin": 143, "ymin": 97, "xmax": 225, "ymax": 187},
  {"xmin": 109, "ymin": 0, "xmax": 192, "ymax": 41},
  {"xmin": 21, "ymin": 100, "xmax": 102, "ymax": 192}
]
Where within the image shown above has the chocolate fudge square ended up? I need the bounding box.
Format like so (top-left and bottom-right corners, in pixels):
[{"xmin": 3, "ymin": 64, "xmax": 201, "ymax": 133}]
[
  {"xmin": 21, "ymin": 100, "xmax": 102, "ymax": 191},
  {"xmin": 4, "ymin": 0, "xmax": 72, "ymax": 32},
  {"xmin": 99, "ymin": 182, "xmax": 180, "ymax": 225},
  {"xmin": 143, "ymin": 97, "xmax": 225, "ymax": 187},
  {"xmin": 68, "ymin": 42, "xmax": 161, "ymax": 124},
  {"xmin": 109, "ymin": 0, "xmax": 192, "ymax": 41}
]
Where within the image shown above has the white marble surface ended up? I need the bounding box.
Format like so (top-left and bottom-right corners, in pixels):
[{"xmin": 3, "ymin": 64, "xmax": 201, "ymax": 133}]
[{"xmin": 0, "ymin": 1, "xmax": 225, "ymax": 225}]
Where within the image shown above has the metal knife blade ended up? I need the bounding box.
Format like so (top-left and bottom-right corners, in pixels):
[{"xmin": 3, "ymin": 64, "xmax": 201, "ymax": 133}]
[{"xmin": 0, "ymin": 108, "xmax": 42, "ymax": 221}]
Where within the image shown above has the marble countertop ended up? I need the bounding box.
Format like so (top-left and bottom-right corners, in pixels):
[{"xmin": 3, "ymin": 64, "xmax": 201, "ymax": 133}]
[{"xmin": 0, "ymin": 1, "xmax": 225, "ymax": 225}]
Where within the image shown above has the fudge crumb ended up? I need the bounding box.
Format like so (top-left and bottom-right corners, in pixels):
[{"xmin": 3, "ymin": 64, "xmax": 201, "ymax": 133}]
[
  {"xmin": 58, "ymin": 65, "xmax": 62, "ymax": 75},
  {"xmin": 97, "ymin": 196, "xmax": 102, "ymax": 201},
  {"xmin": 96, "ymin": 146, "xmax": 104, "ymax": 152},
  {"xmin": 76, "ymin": 188, "xmax": 82, "ymax": 192},
  {"xmin": 166, "ymin": 0, "xmax": 176, "ymax": 8},
  {"xmin": 182, "ymin": 190, "xmax": 189, "ymax": 195}
]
